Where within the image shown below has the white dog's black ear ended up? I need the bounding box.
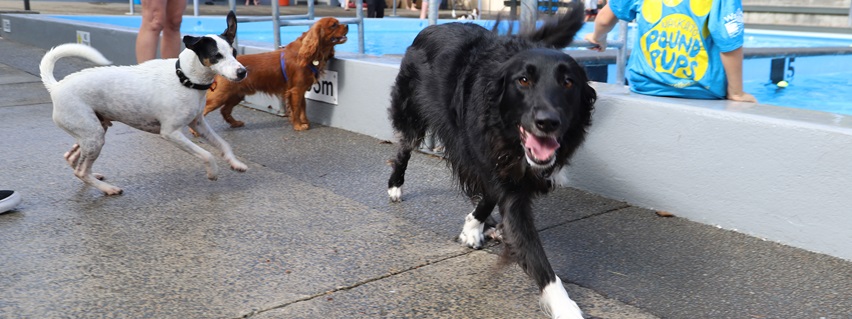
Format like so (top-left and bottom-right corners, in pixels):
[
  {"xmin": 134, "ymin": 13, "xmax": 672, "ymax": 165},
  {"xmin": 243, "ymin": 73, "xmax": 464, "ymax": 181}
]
[
  {"xmin": 222, "ymin": 11, "xmax": 238, "ymax": 44},
  {"xmin": 183, "ymin": 35, "xmax": 202, "ymax": 49}
]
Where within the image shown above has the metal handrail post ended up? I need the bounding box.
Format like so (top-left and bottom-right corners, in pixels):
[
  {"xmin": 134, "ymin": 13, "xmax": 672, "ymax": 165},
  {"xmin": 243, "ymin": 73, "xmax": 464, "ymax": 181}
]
[
  {"xmin": 307, "ymin": 0, "xmax": 315, "ymax": 20},
  {"xmin": 848, "ymin": 2, "xmax": 852, "ymax": 27},
  {"xmin": 615, "ymin": 21, "xmax": 627, "ymax": 85},
  {"xmin": 357, "ymin": 0, "xmax": 365, "ymax": 53},
  {"xmin": 392, "ymin": 0, "xmax": 398, "ymax": 16},
  {"xmin": 273, "ymin": 0, "xmax": 282, "ymax": 47},
  {"xmin": 128, "ymin": 0, "xmax": 135, "ymax": 15},
  {"xmin": 428, "ymin": 0, "xmax": 438, "ymax": 25},
  {"xmin": 519, "ymin": 0, "xmax": 536, "ymax": 33},
  {"xmin": 193, "ymin": 0, "xmax": 199, "ymax": 16}
]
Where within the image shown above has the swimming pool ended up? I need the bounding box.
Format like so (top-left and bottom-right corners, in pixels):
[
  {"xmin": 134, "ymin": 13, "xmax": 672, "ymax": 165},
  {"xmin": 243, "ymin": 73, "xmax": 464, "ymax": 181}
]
[
  {"xmin": 743, "ymin": 55, "xmax": 852, "ymax": 115},
  {"xmin": 48, "ymin": 15, "xmax": 852, "ymax": 115},
  {"xmin": 52, "ymin": 16, "xmax": 852, "ymax": 55}
]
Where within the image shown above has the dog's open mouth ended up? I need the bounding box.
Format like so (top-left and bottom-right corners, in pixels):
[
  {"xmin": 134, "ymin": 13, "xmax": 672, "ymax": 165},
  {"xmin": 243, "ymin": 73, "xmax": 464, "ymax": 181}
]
[
  {"xmin": 333, "ymin": 36, "xmax": 348, "ymax": 44},
  {"xmin": 519, "ymin": 126, "xmax": 559, "ymax": 168}
]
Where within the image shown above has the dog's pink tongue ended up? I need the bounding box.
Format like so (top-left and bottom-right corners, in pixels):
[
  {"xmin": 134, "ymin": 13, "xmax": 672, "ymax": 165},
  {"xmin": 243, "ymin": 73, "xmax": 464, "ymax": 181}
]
[{"xmin": 525, "ymin": 132, "xmax": 560, "ymax": 161}]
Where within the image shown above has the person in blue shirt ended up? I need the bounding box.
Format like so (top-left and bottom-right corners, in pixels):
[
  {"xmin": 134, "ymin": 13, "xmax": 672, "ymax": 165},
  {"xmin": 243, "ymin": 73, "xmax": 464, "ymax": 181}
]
[{"xmin": 585, "ymin": 0, "xmax": 757, "ymax": 103}]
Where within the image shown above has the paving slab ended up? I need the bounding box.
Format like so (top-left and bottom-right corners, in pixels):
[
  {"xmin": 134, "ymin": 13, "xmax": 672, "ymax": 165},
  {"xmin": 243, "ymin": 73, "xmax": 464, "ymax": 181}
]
[
  {"xmin": 252, "ymin": 251, "xmax": 659, "ymax": 319},
  {"xmin": 0, "ymin": 81, "xmax": 50, "ymax": 107},
  {"xmin": 0, "ymin": 104, "xmax": 473, "ymax": 318},
  {"xmin": 540, "ymin": 207, "xmax": 852, "ymax": 319},
  {"xmin": 0, "ymin": 63, "xmax": 38, "ymax": 85}
]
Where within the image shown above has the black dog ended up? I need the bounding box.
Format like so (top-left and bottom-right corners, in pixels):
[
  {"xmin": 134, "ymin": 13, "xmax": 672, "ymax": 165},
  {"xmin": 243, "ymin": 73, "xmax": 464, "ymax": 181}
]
[{"xmin": 386, "ymin": 3, "xmax": 596, "ymax": 318}]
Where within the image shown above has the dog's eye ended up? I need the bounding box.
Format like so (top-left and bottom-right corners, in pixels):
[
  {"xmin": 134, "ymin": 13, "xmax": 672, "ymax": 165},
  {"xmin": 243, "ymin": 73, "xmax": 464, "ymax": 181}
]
[
  {"xmin": 518, "ymin": 77, "xmax": 530, "ymax": 87},
  {"xmin": 563, "ymin": 78, "xmax": 573, "ymax": 89}
]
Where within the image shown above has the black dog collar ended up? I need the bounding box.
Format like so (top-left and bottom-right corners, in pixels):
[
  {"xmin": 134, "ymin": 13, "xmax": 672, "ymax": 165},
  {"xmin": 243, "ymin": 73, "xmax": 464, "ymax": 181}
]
[{"xmin": 175, "ymin": 60, "xmax": 213, "ymax": 90}]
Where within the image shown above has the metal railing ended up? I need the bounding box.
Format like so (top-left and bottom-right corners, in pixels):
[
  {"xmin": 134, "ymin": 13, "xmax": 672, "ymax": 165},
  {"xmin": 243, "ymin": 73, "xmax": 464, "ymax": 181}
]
[
  {"xmin": 573, "ymin": 21, "xmax": 628, "ymax": 85},
  {"xmin": 418, "ymin": 0, "xmax": 627, "ymax": 85},
  {"xmin": 223, "ymin": 0, "xmax": 365, "ymax": 53}
]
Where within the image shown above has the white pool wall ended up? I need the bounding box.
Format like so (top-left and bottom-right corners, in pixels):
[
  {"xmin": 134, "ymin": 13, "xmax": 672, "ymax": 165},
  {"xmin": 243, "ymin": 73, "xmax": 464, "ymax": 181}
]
[{"xmin": 566, "ymin": 84, "xmax": 852, "ymax": 261}]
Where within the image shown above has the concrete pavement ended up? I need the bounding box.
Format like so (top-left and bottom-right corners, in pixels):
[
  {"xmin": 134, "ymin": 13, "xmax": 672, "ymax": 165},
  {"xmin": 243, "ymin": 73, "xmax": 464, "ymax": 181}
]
[{"xmin": 0, "ymin": 7, "xmax": 851, "ymax": 319}]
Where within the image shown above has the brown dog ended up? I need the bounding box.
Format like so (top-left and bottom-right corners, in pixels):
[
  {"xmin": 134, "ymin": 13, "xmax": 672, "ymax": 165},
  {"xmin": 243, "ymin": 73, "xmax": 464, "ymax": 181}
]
[{"xmin": 203, "ymin": 17, "xmax": 348, "ymax": 131}]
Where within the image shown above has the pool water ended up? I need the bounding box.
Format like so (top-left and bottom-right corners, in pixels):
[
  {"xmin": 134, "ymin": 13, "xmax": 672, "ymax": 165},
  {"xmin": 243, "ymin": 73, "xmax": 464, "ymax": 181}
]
[
  {"xmin": 53, "ymin": 16, "xmax": 852, "ymax": 55},
  {"xmin": 51, "ymin": 15, "xmax": 852, "ymax": 116},
  {"xmin": 746, "ymin": 73, "xmax": 852, "ymax": 115}
]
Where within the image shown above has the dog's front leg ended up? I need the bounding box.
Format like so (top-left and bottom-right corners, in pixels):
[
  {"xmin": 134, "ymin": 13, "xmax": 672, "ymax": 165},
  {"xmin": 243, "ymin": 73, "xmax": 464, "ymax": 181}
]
[
  {"xmin": 458, "ymin": 196, "xmax": 497, "ymax": 249},
  {"xmin": 500, "ymin": 193, "xmax": 584, "ymax": 319},
  {"xmin": 160, "ymin": 129, "xmax": 220, "ymax": 180},
  {"xmin": 189, "ymin": 115, "xmax": 248, "ymax": 172},
  {"xmin": 287, "ymin": 88, "xmax": 310, "ymax": 131}
]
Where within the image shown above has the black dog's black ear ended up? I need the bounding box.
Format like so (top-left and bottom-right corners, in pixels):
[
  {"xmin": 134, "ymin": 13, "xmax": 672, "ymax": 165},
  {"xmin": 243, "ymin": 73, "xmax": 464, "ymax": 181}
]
[
  {"xmin": 579, "ymin": 80, "xmax": 597, "ymax": 127},
  {"xmin": 573, "ymin": 64, "xmax": 598, "ymax": 112},
  {"xmin": 573, "ymin": 65, "xmax": 597, "ymax": 127},
  {"xmin": 221, "ymin": 11, "xmax": 238, "ymax": 44},
  {"xmin": 183, "ymin": 35, "xmax": 202, "ymax": 49}
]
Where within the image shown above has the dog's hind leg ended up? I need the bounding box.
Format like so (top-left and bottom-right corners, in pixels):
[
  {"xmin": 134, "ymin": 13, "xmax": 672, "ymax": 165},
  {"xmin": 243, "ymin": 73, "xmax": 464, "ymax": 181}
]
[
  {"xmin": 72, "ymin": 140, "xmax": 123, "ymax": 195},
  {"xmin": 386, "ymin": 122, "xmax": 426, "ymax": 202},
  {"xmin": 387, "ymin": 73, "xmax": 426, "ymax": 202},
  {"xmin": 458, "ymin": 196, "xmax": 496, "ymax": 249},
  {"xmin": 499, "ymin": 194, "xmax": 583, "ymax": 319},
  {"xmin": 387, "ymin": 142, "xmax": 411, "ymax": 202},
  {"xmin": 64, "ymin": 143, "xmax": 106, "ymax": 181},
  {"xmin": 188, "ymin": 115, "xmax": 248, "ymax": 172},
  {"xmin": 55, "ymin": 108, "xmax": 122, "ymax": 194}
]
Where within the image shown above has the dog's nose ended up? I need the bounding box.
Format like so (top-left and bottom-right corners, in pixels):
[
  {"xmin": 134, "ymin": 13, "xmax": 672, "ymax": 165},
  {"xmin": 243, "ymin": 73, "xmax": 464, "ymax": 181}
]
[
  {"xmin": 236, "ymin": 67, "xmax": 247, "ymax": 81},
  {"xmin": 534, "ymin": 110, "xmax": 561, "ymax": 133}
]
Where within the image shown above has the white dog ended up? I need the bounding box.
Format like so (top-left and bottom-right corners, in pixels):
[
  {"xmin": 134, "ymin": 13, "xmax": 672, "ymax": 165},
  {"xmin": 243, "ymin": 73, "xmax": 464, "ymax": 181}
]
[
  {"xmin": 452, "ymin": 7, "xmax": 479, "ymax": 20},
  {"xmin": 39, "ymin": 11, "xmax": 248, "ymax": 195}
]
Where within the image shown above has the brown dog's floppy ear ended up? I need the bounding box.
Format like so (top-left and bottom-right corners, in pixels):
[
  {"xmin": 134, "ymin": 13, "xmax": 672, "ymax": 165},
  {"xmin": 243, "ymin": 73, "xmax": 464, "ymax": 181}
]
[
  {"xmin": 298, "ymin": 23, "xmax": 321, "ymax": 62},
  {"xmin": 221, "ymin": 11, "xmax": 238, "ymax": 44}
]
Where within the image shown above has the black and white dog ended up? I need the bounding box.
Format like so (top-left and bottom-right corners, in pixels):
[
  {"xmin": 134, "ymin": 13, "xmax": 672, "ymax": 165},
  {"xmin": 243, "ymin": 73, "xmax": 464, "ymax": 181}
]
[
  {"xmin": 387, "ymin": 3, "xmax": 595, "ymax": 318},
  {"xmin": 39, "ymin": 11, "xmax": 248, "ymax": 195},
  {"xmin": 453, "ymin": 7, "xmax": 480, "ymax": 20}
]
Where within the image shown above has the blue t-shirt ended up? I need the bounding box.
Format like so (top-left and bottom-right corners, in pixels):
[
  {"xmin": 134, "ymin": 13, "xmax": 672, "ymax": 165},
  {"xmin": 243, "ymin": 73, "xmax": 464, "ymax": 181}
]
[{"xmin": 610, "ymin": 0, "xmax": 745, "ymax": 99}]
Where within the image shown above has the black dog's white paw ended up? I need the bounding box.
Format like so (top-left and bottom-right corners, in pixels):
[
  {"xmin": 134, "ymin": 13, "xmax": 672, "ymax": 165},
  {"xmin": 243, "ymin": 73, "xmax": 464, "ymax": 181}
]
[
  {"xmin": 458, "ymin": 212, "xmax": 486, "ymax": 249},
  {"xmin": 540, "ymin": 276, "xmax": 584, "ymax": 319},
  {"xmin": 388, "ymin": 186, "xmax": 402, "ymax": 202}
]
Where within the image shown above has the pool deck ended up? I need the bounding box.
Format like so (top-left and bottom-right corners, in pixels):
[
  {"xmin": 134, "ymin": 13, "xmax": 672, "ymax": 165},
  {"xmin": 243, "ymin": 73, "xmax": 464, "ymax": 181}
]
[
  {"xmin": 3, "ymin": 37, "xmax": 851, "ymax": 319},
  {"xmin": 1, "ymin": 3, "xmax": 852, "ymax": 319}
]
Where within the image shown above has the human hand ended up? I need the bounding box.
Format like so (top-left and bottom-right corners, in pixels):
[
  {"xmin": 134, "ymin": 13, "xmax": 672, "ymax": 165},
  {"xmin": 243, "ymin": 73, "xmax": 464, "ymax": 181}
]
[
  {"xmin": 728, "ymin": 91, "xmax": 757, "ymax": 103},
  {"xmin": 584, "ymin": 33, "xmax": 608, "ymax": 52}
]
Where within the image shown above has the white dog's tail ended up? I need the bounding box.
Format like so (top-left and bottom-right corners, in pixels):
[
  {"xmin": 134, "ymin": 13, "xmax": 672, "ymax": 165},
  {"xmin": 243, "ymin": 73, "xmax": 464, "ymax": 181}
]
[{"xmin": 39, "ymin": 43, "xmax": 112, "ymax": 91}]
